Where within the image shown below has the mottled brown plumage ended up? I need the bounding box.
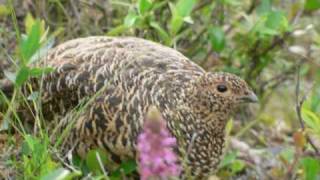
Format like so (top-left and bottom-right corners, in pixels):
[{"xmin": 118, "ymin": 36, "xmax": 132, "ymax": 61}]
[{"xmin": 3, "ymin": 36, "xmax": 258, "ymax": 178}]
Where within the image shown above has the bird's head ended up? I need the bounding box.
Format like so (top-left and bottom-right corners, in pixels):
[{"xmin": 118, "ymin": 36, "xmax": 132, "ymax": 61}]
[
  {"xmin": 204, "ymin": 72, "xmax": 258, "ymax": 104},
  {"xmin": 175, "ymin": 72, "xmax": 258, "ymax": 176},
  {"xmin": 189, "ymin": 72, "xmax": 258, "ymax": 123}
]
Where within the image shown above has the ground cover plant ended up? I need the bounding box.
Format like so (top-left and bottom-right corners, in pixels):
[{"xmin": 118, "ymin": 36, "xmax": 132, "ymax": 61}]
[{"xmin": 0, "ymin": 0, "xmax": 320, "ymax": 179}]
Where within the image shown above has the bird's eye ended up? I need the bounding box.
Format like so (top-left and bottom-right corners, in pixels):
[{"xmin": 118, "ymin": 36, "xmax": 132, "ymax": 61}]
[{"xmin": 217, "ymin": 84, "xmax": 228, "ymax": 93}]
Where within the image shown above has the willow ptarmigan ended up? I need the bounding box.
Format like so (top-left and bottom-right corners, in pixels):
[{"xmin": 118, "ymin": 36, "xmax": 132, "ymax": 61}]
[{"xmin": 4, "ymin": 36, "xmax": 258, "ymax": 178}]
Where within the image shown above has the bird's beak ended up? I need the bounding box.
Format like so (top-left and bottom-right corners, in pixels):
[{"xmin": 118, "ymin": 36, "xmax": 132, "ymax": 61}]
[{"xmin": 240, "ymin": 91, "xmax": 259, "ymax": 103}]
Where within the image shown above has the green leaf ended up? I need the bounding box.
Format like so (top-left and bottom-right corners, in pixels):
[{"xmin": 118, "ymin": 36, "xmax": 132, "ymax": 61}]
[
  {"xmin": 300, "ymin": 157, "xmax": 320, "ymax": 180},
  {"xmin": 138, "ymin": 0, "xmax": 152, "ymax": 15},
  {"xmin": 231, "ymin": 160, "xmax": 245, "ymax": 174},
  {"xmin": 25, "ymin": 13, "xmax": 46, "ymax": 38},
  {"xmin": 29, "ymin": 67, "xmax": 54, "ymax": 77},
  {"xmin": 149, "ymin": 21, "xmax": 171, "ymax": 45},
  {"xmin": 259, "ymin": 27, "xmax": 279, "ymax": 36},
  {"xmin": 20, "ymin": 20, "xmax": 41, "ymax": 63},
  {"xmin": 279, "ymin": 147, "xmax": 295, "ymax": 163},
  {"xmin": 25, "ymin": 13, "xmax": 36, "ymax": 35},
  {"xmin": 183, "ymin": 16, "xmax": 194, "ymax": 24},
  {"xmin": 302, "ymin": 107, "xmax": 320, "ymax": 135},
  {"xmin": 219, "ymin": 151, "xmax": 238, "ymax": 168},
  {"xmin": 222, "ymin": 0, "xmax": 241, "ymax": 6},
  {"xmin": 209, "ymin": 26, "xmax": 226, "ymax": 53},
  {"xmin": 124, "ymin": 10, "xmax": 139, "ymax": 27},
  {"xmin": 0, "ymin": 117, "xmax": 9, "ymax": 132},
  {"xmin": 175, "ymin": 0, "xmax": 197, "ymax": 17},
  {"xmin": 0, "ymin": 4, "xmax": 10, "ymax": 17},
  {"xmin": 107, "ymin": 25, "xmax": 128, "ymax": 36},
  {"xmin": 110, "ymin": 159, "xmax": 137, "ymax": 178},
  {"xmin": 15, "ymin": 66, "xmax": 30, "ymax": 87},
  {"xmin": 256, "ymin": 0, "xmax": 272, "ymax": 15},
  {"xmin": 85, "ymin": 149, "xmax": 109, "ymax": 174},
  {"xmin": 225, "ymin": 119, "xmax": 234, "ymax": 136},
  {"xmin": 29, "ymin": 38, "xmax": 55, "ymax": 64},
  {"xmin": 40, "ymin": 168, "xmax": 81, "ymax": 180},
  {"xmin": 169, "ymin": 0, "xmax": 196, "ymax": 35},
  {"xmin": 265, "ymin": 11, "xmax": 288, "ymax": 31},
  {"xmin": 169, "ymin": 13, "xmax": 184, "ymax": 35},
  {"xmin": 21, "ymin": 135, "xmax": 37, "ymax": 156},
  {"xmin": 305, "ymin": 0, "xmax": 320, "ymax": 11}
]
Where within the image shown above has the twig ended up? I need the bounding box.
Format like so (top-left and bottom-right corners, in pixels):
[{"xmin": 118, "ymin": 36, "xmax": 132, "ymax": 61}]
[
  {"xmin": 245, "ymin": 32, "xmax": 291, "ymax": 80},
  {"xmin": 96, "ymin": 151, "xmax": 109, "ymax": 177},
  {"xmin": 70, "ymin": 0, "xmax": 81, "ymax": 27},
  {"xmin": 259, "ymin": 62, "xmax": 299, "ymax": 93},
  {"xmin": 245, "ymin": 6, "xmax": 304, "ymax": 81},
  {"xmin": 52, "ymin": 149, "xmax": 79, "ymax": 172},
  {"xmin": 295, "ymin": 65, "xmax": 320, "ymax": 156}
]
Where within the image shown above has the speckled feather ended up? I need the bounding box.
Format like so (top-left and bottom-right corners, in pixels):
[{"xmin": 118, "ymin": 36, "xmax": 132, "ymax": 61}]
[{"xmin": 28, "ymin": 36, "xmax": 256, "ymax": 178}]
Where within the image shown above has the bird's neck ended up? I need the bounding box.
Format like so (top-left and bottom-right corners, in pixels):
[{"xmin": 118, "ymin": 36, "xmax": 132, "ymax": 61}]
[
  {"xmin": 184, "ymin": 129, "xmax": 225, "ymax": 176},
  {"xmin": 166, "ymin": 108, "xmax": 227, "ymax": 177}
]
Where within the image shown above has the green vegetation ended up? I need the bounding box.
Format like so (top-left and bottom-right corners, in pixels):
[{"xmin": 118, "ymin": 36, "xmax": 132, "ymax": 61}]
[{"xmin": 0, "ymin": 0, "xmax": 319, "ymax": 179}]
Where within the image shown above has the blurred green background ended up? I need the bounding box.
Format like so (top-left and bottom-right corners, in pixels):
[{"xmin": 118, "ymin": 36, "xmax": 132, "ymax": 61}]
[{"xmin": 0, "ymin": 0, "xmax": 319, "ymax": 179}]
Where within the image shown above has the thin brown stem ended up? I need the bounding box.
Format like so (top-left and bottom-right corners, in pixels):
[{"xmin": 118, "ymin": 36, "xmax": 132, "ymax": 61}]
[{"xmin": 295, "ymin": 65, "xmax": 320, "ymax": 156}]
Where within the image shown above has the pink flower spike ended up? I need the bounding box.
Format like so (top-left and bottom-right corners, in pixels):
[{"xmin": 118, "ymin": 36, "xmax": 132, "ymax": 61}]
[{"xmin": 137, "ymin": 106, "xmax": 181, "ymax": 180}]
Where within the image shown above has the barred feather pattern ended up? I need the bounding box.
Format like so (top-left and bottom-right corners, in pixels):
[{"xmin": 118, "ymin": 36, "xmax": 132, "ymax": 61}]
[{"xmin": 30, "ymin": 36, "xmax": 255, "ymax": 178}]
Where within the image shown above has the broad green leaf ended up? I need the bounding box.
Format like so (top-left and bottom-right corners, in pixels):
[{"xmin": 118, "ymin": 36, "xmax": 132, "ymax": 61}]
[
  {"xmin": 169, "ymin": 0, "xmax": 196, "ymax": 35},
  {"xmin": 25, "ymin": 13, "xmax": 36, "ymax": 35},
  {"xmin": 107, "ymin": 25, "xmax": 128, "ymax": 36},
  {"xmin": 175, "ymin": 0, "xmax": 196, "ymax": 17},
  {"xmin": 85, "ymin": 149, "xmax": 109, "ymax": 174},
  {"xmin": 20, "ymin": 20, "xmax": 41, "ymax": 63},
  {"xmin": 302, "ymin": 107, "xmax": 320, "ymax": 135},
  {"xmin": 305, "ymin": 0, "xmax": 320, "ymax": 11},
  {"xmin": 124, "ymin": 10, "xmax": 139, "ymax": 27},
  {"xmin": 300, "ymin": 157, "xmax": 320, "ymax": 180},
  {"xmin": 209, "ymin": 26, "xmax": 226, "ymax": 53},
  {"xmin": 24, "ymin": 13, "xmax": 46, "ymax": 39},
  {"xmin": 29, "ymin": 38, "xmax": 55, "ymax": 64},
  {"xmin": 259, "ymin": 27, "xmax": 279, "ymax": 36},
  {"xmin": 15, "ymin": 66, "xmax": 30, "ymax": 87},
  {"xmin": 302, "ymin": 108, "xmax": 320, "ymax": 126},
  {"xmin": 0, "ymin": 4, "xmax": 10, "ymax": 17},
  {"xmin": 41, "ymin": 157, "xmax": 60, "ymax": 176},
  {"xmin": 265, "ymin": 11, "xmax": 288, "ymax": 31},
  {"xmin": 231, "ymin": 160, "xmax": 245, "ymax": 174},
  {"xmin": 169, "ymin": 13, "xmax": 184, "ymax": 35},
  {"xmin": 0, "ymin": 118, "xmax": 9, "ymax": 132},
  {"xmin": 256, "ymin": 0, "xmax": 272, "ymax": 15},
  {"xmin": 138, "ymin": 0, "xmax": 152, "ymax": 15},
  {"xmin": 219, "ymin": 151, "xmax": 238, "ymax": 168},
  {"xmin": 183, "ymin": 16, "xmax": 193, "ymax": 24},
  {"xmin": 110, "ymin": 159, "xmax": 137, "ymax": 178},
  {"xmin": 21, "ymin": 135, "xmax": 37, "ymax": 156},
  {"xmin": 40, "ymin": 168, "xmax": 81, "ymax": 180}
]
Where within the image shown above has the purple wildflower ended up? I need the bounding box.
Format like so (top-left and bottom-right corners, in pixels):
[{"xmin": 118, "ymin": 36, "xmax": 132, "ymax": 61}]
[{"xmin": 137, "ymin": 106, "xmax": 181, "ymax": 180}]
